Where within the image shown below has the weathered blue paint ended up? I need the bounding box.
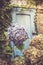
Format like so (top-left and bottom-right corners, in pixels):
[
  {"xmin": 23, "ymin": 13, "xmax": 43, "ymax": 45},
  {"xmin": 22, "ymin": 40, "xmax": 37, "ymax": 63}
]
[{"xmin": 11, "ymin": 8, "xmax": 36, "ymax": 57}]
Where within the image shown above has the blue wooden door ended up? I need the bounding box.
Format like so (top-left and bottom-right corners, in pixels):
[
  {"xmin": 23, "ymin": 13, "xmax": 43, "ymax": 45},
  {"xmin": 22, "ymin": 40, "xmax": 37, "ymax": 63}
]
[{"xmin": 11, "ymin": 9, "xmax": 36, "ymax": 56}]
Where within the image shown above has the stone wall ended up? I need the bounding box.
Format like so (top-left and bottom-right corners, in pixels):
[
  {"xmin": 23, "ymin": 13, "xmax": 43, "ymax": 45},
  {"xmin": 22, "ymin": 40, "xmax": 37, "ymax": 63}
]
[{"xmin": 37, "ymin": 3, "xmax": 43, "ymax": 34}]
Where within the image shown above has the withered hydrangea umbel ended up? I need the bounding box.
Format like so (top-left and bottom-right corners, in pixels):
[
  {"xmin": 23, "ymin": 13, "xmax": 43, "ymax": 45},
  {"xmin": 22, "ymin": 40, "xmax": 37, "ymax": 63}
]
[
  {"xmin": 23, "ymin": 34, "xmax": 43, "ymax": 65},
  {"xmin": 30, "ymin": 34, "xmax": 43, "ymax": 50},
  {"xmin": 12, "ymin": 56, "xmax": 26, "ymax": 65}
]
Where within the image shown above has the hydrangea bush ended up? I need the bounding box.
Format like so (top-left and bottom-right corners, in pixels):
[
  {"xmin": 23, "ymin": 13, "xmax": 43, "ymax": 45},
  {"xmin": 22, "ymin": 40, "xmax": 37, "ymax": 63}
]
[{"xmin": 8, "ymin": 24, "xmax": 28, "ymax": 47}]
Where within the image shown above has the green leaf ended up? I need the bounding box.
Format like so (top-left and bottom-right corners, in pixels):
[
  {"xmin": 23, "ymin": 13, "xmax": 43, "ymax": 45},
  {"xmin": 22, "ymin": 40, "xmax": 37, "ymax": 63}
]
[{"xmin": 17, "ymin": 44, "xmax": 24, "ymax": 51}]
